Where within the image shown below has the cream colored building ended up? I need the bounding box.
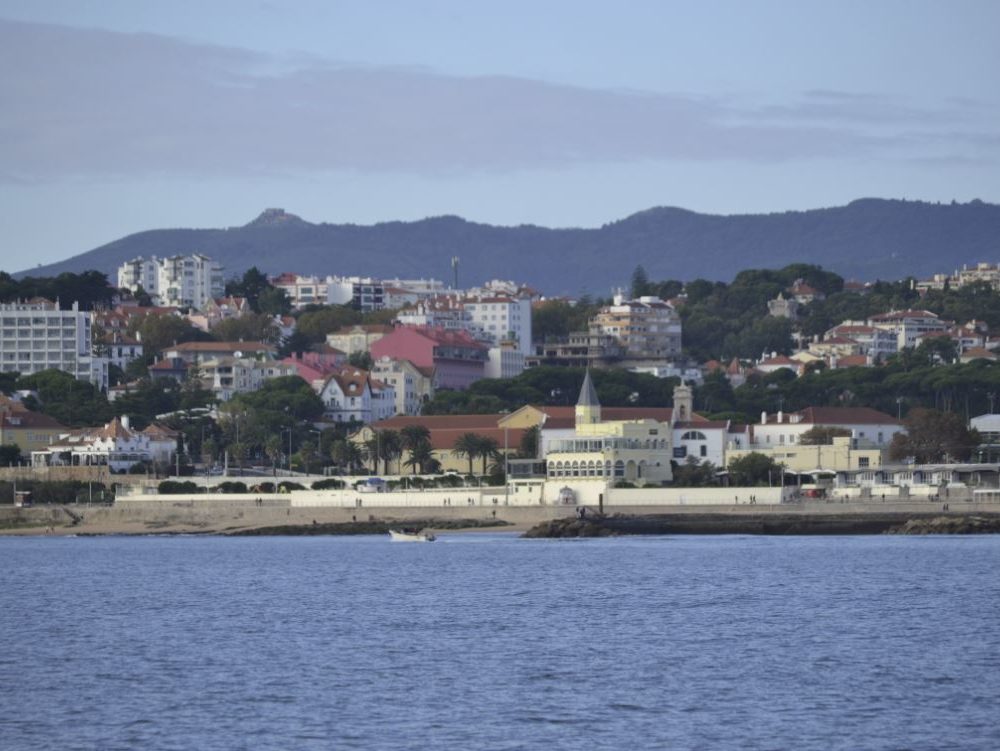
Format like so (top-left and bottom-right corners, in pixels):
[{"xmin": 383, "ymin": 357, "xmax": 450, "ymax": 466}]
[
  {"xmin": 543, "ymin": 371, "xmax": 673, "ymax": 485},
  {"xmin": 325, "ymin": 325, "xmax": 394, "ymax": 357},
  {"xmin": 726, "ymin": 436, "xmax": 885, "ymax": 474}
]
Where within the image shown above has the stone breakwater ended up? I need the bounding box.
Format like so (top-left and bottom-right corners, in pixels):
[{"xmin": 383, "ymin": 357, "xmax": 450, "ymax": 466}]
[
  {"xmin": 886, "ymin": 515, "xmax": 1000, "ymax": 535},
  {"xmin": 523, "ymin": 512, "xmax": 1000, "ymax": 538}
]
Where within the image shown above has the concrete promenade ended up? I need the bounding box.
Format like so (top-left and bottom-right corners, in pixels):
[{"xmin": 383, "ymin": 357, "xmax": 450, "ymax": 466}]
[{"xmin": 3, "ymin": 496, "xmax": 1000, "ymax": 536}]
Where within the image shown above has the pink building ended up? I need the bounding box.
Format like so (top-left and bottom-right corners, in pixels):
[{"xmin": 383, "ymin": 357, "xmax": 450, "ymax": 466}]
[
  {"xmin": 281, "ymin": 348, "xmax": 347, "ymax": 390},
  {"xmin": 370, "ymin": 325, "xmax": 487, "ymax": 390}
]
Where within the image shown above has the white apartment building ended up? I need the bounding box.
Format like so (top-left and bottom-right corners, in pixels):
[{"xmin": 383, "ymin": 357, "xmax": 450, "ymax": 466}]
[
  {"xmin": 462, "ymin": 295, "xmax": 533, "ymax": 354},
  {"xmin": 825, "ymin": 323, "xmax": 898, "ymax": 360},
  {"xmin": 868, "ymin": 310, "xmax": 948, "ymax": 350},
  {"xmin": 199, "ymin": 356, "xmax": 297, "ymax": 402},
  {"xmin": 0, "ymin": 299, "xmax": 108, "ymax": 390},
  {"xmin": 750, "ymin": 407, "xmax": 903, "ymax": 449},
  {"xmin": 485, "ymin": 342, "xmax": 526, "ymax": 379},
  {"xmin": 371, "ymin": 356, "xmax": 434, "ymax": 416},
  {"xmin": 117, "ymin": 254, "xmax": 224, "ymax": 310},
  {"xmin": 326, "ymin": 277, "xmax": 386, "ymax": 311}
]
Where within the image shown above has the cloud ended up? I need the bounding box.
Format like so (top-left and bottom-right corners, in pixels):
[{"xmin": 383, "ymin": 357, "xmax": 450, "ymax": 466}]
[{"xmin": 0, "ymin": 19, "xmax": 996, "ymax": 182}]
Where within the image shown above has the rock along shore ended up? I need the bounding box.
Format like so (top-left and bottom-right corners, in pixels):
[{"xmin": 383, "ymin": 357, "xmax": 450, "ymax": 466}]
[{"xmin": 523, "ymin": 512, "xmax": 1000, "ymax": 538}]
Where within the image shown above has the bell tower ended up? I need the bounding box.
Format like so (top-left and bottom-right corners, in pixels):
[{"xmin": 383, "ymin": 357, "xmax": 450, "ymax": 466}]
[
  {"xmin": 575, "ymin": 370, "xmax": 601, "ymax": 426},
  {"xmin": 672, "ymin": 384, "xmax": 693, "ymax": 424}
]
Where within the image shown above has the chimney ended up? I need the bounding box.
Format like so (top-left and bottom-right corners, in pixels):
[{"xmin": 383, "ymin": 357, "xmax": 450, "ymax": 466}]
[
  {"xmin": 761, "ymin": 411, "xmax": 767, "ymax": 425},
  {"xmin": 121, "ymin": 415, "xmax": 131, "ymax": 430},
  {"xmin": 777, "ymin": 410, "xmax": 783, "ymax": 424}
]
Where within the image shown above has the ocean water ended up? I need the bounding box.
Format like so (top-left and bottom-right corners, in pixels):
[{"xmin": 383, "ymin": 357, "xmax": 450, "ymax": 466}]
[{"xmin": 1, "ymin": 533, "xmax": 999, "ymax": 750}]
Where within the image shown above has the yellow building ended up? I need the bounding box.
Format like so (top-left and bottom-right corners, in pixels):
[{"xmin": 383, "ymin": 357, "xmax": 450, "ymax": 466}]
[
  {"xmin": 726, "ymin": 436, "xmax": 884, "ymax": 474},
  {"xmin": 542, "ymin": 371, "xmax": 673, "ymax": 486},
  {"xmin": 0, "ymin": 398, "xmax": 68, "ymax": 458}
]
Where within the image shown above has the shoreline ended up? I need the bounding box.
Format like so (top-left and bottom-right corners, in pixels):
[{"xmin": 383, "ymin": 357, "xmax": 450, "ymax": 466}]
[{"xmin": 4, "ymin": 502, "xmax": 1000, "ymax": 537}]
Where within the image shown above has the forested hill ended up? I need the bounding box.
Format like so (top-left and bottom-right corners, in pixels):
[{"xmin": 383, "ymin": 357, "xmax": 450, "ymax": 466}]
[{"xmin": 16, "ymin": 199, "xmax": 1000, "ymax": 295}]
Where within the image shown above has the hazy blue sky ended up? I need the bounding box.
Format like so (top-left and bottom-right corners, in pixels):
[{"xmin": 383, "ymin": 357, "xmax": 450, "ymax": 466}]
[{"xmin": 2, "ymin": 0, "xmax": 998, "ymax": 270}]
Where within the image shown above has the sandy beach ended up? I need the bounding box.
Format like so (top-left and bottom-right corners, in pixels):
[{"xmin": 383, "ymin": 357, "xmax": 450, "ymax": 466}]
[{"xmin": 4, "ymin": 499, "xmax": 1000, "ymax": 537}]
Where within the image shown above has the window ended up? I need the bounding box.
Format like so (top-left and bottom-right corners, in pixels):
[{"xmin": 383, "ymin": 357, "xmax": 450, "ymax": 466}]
[
  {"xmin": 700, "ymin": 445, "xmax": 707, "ymax": 457},
  {"xmin": 858, "ymin": 457, "xmax": 870, "ymax": 468}
]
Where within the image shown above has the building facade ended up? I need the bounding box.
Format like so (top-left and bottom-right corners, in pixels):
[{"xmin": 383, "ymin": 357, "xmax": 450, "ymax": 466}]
[
  {"xmin": 0, "ymin": 299, "xmax": 108, "ymax": 390},
  {"xmin": 117, "ymin": 254, "xmax": 224, "ymax": 310}
]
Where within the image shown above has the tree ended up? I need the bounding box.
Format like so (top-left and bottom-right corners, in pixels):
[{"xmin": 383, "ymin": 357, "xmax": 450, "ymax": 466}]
[
  {"xmin": 330, "ymin": 439, "xmax": 363, "ymax": 474},
  {"xmin": 403, "ymin": 438, "xmax": 436, "ymax": 474},
  {"xmin": 225, "ymin": 267, "xmax": 271, "ymax": 312},
  {"xmin": 0, "ymin": 444, "xmax": 22, "ymax": 465},
  {"xmin": 476, "ymin": 435, "xmax": 499, "ymax": 475},
  {"xmin": 518, "ymin": 425, "xmax": 540, "ymax": 459},
  {"xmin": 15, "ymin": 370, "xmax": 112, "ymax": 427},
  {"xmin": 630, "ymin": 265, "xmax": 651, "ymax": 299},
  {"xmin": 672, "ymin": 457, "xmax": 717, "ymax": 487},
  {"xmin": 452, "ymin": 432, "xmax": 483, "ymax": 475},
  {"xmin": 727, "ymin": 453, "xmax": 784, "ymax": 486},
  {"xmin": 348, "ymin": 351, "xmax": 374, "ymax": 370},
  {"xmin": 889, "ymin": 408, "xmax": 979, "ymax": 463},
  {"xmin": 128, "ymin": 313, "xmax": 207, "ymax": 355},
  {"xmin": 212, "ymin": 314, "xmax": 280, "ymax": 345}
]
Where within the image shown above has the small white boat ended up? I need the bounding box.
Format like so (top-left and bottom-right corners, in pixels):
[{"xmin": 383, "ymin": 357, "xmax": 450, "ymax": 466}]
[{"xmin": 389, "ymin": 528, "xmax": 436, "ymax": 542}]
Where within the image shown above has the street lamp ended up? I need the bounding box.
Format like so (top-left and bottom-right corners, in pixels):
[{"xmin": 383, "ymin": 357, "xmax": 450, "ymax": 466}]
[
  {"xmin": 282, "ymin": 428, "xmax": 293, "ymax": 474},
  {"xmin": 310, "ymin": 429, "xmax": 322, "ymax": 476}
]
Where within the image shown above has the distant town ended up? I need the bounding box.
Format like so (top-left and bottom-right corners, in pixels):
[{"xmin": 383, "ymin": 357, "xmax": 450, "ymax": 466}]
[{"xmin": 3, "ymin": 252, "xmax": 1000, "ymax": 509}]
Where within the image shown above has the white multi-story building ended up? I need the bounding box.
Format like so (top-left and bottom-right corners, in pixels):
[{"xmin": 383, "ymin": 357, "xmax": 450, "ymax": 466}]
[
  {"xmin": 325, "ymin": 276, "xmax": 386, "ymax": 311},
  {"xmin": 198, "ymin": 356, "xmax": 297, "ymax": 402},
  {"xmin": 117, "ymin": 254, "xmax": 224, "ymax": 310},
  {"xmin": 750, "ymin": 407, "xmax": 903, "ymax": 449},
  {"xmin": 589, "ymin": 294, "xmax": 682, "ymax": 361},
  {"xmin": 485, "ymin": 342, "xmax": 526, "ymax": 379},
  {"xmin": 0, "ymin": 299, "xmax": 108, "ymax": 390},
  {"xmin": 317, "ymin": 367, "xmax": 396, "ymax": 424},
  {"xmin": 371, "ymin": 356, "xmax": 434, "ymax": 416},
  {"xmin": 868, "ymin": 310, "xmax": 949, "ymax": 350},
  {"xmin": 826, "ymin": 323, "xmax": 899, "ymax": 360},
  {"xmin": 462, "ymin": 295, "xmax": 533, "ymax": 355}
]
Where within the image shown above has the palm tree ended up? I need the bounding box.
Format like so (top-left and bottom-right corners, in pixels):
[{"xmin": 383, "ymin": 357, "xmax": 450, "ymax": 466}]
[
  {"xmin": 264, "ymin": 435, "xmax": 282, "ymax": 474},
  {"xmin": 404, "ymin": 438, "xmax": 435, "ymax": 474},
  {"xmin": 379, "ymin": 429, "xmax": 403, "ymax": 475},
  {"xmin": 330, "ymin": 439, "xmax": 363, "ymax": 475},
  {"xmin": 400, "ymin": 424, "xmax": 431, "ymax": 450},
  {"xmin": 452, "ymin": 432, "xmax": 482, "ymax": 475},
  {"xmin": 363, "ymin": 435, "xmax": 381, "ymax": 473},
  {"xmin": 476, "ymin": 436, "xmax": 499, "ymax": 475}
]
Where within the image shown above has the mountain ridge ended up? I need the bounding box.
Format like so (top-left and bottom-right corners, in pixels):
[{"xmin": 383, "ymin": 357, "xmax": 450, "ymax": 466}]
[{"xmin": 15, "ymin": 199, "xmax": 1000, "ymax": 295}]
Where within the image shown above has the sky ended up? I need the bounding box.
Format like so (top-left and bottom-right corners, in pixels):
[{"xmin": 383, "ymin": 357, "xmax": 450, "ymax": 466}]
[{"xmin": 1, "ymin": 0, "xmax": 999, "ymax": 271}]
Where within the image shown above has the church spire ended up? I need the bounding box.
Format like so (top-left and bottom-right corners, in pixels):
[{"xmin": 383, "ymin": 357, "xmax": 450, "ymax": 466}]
[{"xmin": 575, "ymin": 369, "xmax": 601, "ymax": 425}]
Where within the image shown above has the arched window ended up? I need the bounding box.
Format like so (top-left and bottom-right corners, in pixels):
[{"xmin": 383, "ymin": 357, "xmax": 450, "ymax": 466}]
[
  {"xmin": 614, "ymin": 460, "xmax": 625, "ymax": 478},
  {"xmin": 681, "ymin": 431, "xmax": 707, "ymax": 441}
]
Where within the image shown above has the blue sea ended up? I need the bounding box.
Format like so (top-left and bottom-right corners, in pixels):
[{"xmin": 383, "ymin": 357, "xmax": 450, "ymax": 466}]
[{"xmin": 1, "ymin": 533, "xmax": 999, "ymax": 750}]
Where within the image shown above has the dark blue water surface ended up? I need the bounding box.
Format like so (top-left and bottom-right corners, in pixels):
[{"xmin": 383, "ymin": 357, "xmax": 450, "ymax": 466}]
[{"xmin": 1, "ymin": 533, "xmax": 999, "ymax": 750}]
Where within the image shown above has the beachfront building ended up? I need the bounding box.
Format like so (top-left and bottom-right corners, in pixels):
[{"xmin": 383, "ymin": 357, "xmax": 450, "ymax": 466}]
[
  {"xmin": 749, "ymin": 407, "xmax": 903, "ymax": 449},
  {"xmin": 117, "ymin": 254, "xmax": 225, "ymax": 310},
  {"xmin": 31, "ymin": 416, "xmax": 179, "ymax": 472},
  {"xmin": 542, "ymin": 371, "xmax": 674, "ymax": 485},
  {"xmin": 726, "ymin": 436, "xmax": 886, "ymax": 476}
]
